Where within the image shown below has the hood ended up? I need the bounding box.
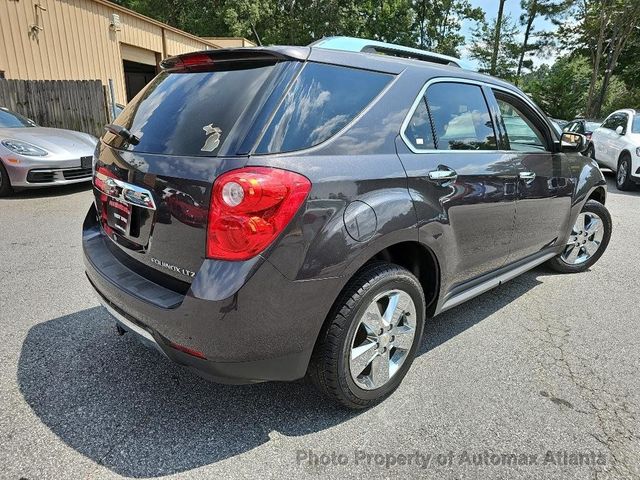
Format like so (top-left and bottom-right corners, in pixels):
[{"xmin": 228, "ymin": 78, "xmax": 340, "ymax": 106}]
[{"xmin": 0, "ymin": 127, "xmax": 97, "ymax": 156}]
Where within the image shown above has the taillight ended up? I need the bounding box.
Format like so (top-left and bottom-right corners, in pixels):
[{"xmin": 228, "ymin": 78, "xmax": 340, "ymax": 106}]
[
  {"xmin": 160, "ymin": 53, "xmax": 216, "ymax": 71},
  {"xmin": 206, "ymin": 167, "xmax": 311, "ymax": 260}
]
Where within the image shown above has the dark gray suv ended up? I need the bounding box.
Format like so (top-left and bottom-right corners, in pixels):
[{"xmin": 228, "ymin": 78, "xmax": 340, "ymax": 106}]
[{"xmin": 83, "ymin": 37, "xmax": 611, "ymax": 408}]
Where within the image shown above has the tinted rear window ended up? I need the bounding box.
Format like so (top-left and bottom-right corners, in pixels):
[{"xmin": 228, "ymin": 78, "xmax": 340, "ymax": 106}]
[
  {"xmin": 105, "ymin": 63, "xmax": 277, "ymax": 156},
  {"xmin": 255, "ymin": 63, "xmax": 392, "ymax": 153}
]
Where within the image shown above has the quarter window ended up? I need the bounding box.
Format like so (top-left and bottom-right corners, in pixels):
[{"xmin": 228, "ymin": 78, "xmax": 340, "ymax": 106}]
[
  {"xmin": 256, "ymin": 63, "xmax": 392, "ymax": 153},
  {"xmin": 404, "ymin": 97, "xmax": 435, "ymax": 149},
  {"xmin": 424, "ymin": 83, "xmax": 497, "ymax": 150}
]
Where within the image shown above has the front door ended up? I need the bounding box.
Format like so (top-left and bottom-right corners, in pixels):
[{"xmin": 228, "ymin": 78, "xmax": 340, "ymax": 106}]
[
  {"xmin": 492, "ymin": 90, "xmax": 573, "ymax": 263},
  {"xmin": 397, "ymin": 80, "xmax": 517, "ymax": 290}
]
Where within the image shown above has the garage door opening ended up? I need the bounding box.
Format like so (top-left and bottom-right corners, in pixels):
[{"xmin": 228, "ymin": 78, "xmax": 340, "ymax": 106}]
[{"xmin": 123, "ymin": 60, "xmax": 156, "ymax": 101}]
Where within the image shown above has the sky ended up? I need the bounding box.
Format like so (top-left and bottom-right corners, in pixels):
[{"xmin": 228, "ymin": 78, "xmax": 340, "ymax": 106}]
[{"xmin": 459, "ymin": 0, "xmax": 560, "ymax": 68}]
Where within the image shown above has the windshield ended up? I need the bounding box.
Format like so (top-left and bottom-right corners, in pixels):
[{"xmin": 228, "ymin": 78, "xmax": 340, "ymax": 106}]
[
  {"xmin": 632, "ymin": 116, "xmax": 640, "ymax": 134},
  {"xmin": 0, "ymin": 108, "xmax": 35, "ymax": 128}
]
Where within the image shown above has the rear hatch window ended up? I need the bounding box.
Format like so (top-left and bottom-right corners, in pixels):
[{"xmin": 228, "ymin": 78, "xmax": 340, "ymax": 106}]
[
  {"xmin": 256, "ymin": 63, "xmax": 392, "ymax": 153},
  {"xmin": 105, "ymin": 63, "xmax": 279, "ymax": 157}
]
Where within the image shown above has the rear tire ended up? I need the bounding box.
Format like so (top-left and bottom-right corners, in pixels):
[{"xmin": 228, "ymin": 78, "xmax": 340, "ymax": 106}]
[
  {"xmin": 547, "ymin": 200, "xmax": 611, "ymax": 273},
  {"xmin": 0, "ymin": 161, "xmax": 13, "ymax": 197},
  {"xmin": 308, "ymin": 262, "xmax": 425, "ymax": 409},
  {"xmin": 616, "ymin": 154, "xmax": 635, "ymax": 191}
]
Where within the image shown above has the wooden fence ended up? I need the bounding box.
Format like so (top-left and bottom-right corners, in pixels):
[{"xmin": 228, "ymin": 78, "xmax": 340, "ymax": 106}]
[{"xmin": 0, "ymin": 79, "xmax": 108, "ymax": 137}]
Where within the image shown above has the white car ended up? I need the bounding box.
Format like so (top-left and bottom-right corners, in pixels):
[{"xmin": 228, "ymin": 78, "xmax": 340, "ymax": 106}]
[{"xmin": 590, "ymin": 109, "xmax": 640, "ymax": 190}]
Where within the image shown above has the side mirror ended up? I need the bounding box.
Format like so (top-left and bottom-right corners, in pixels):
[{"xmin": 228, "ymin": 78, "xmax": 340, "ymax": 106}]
[
  {"xmin": 560, "ymin": 132, "xmax": 586, "ymax": 153},
  {"xmin": 615, "ymin": 125, "xmax": 624, "ymax": 135}
]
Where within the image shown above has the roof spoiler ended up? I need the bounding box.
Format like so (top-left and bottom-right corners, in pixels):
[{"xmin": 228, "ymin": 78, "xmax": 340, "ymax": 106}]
[
  {"xmin": 160, "ymin": 47, "xmax": 309, "ymax": 71},
  {"xmin": 309, "ymin": 36, "xmax": 469, "ymax": 69}
]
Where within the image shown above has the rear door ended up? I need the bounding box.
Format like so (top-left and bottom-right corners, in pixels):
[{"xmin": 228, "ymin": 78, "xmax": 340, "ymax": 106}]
[
  {"xmin": 492, "ymin": 89, "xmax": 573, "ymax": 263},
  {"xmin": 398, "ymin": 80, "xmax": 517, "ymax": 287}
]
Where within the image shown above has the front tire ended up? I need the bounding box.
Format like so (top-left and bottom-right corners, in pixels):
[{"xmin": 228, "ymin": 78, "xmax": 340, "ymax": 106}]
[
  {"xmin": 0, "ymin": 161, "xmax": 13, "ymax": 197},
  {"xmin": 547, "ymin": 200, "xmax": 611, "ymax": 273},
  {"xmin": 616, "ymin": 154, "xmax": 635, "ymax": 191},
  {"xmin": 308, "ymin": 262, "xmax": 425, "ymax": 409}
]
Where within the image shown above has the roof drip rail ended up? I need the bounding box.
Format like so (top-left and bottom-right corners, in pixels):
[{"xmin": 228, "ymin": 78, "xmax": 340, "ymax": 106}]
[{"xmin": 309, "ymin": 36, "xmax": 472, "ymax": 70}]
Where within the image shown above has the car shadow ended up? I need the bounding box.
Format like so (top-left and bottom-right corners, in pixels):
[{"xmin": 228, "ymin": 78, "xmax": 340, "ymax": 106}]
[
  {"xmin": 17, "ymin": 269, "xmax": 544, "ymax": 478},
  {"xmin": 3, "ymin": 182, "xmax": 92, "ymax": 200}
]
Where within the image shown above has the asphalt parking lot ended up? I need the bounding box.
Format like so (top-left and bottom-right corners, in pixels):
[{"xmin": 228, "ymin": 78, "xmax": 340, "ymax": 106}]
[{"xmin": 0, "ymin": 172, "xmax": 638, "ymax": 480}]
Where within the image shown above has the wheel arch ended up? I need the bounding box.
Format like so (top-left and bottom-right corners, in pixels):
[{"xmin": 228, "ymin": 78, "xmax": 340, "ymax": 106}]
[
  {"xmin": 306, "ymin": 240, "xmax": 441, "ymax": 376},
  {"xmin": 587, "ymin": 186, "xmax": 606, "ymax": 205},
  {"xmin": 618, "ymin": 149, "xmax": 632, "ymax": 163},
  {"xmin": 325, "ymin": 240, "xmax": 441, "ymax": 328},
  {"xmin": 365, "ymin": 241, "xmax": 440, "ymax": 315}
]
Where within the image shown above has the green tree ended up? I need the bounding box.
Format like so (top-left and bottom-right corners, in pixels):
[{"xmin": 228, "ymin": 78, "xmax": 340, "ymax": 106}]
[
  {"xmin": 411, "ymin": 0, "xmax": 484, "ymax": 56},
  {"xmin": 515, "ymin": 0, "xmax": 571, "ymax": 82},
  {"xmin": 557, "ymin": 0, "xmax": 640, "ymax": 117},
  {"xmin": 521, "ymin": 55, "xmax": 592, "ymax": 118},
  {"xmin": 490, "ymin": 0, "xmax": 507, "ymax": 75},
  {"xmin": 470, "ymin": 14, "xmax": 520, "ymax": 79}
]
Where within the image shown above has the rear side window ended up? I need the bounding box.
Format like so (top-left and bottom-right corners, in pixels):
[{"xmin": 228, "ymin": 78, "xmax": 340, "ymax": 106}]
[
  {"xmin": 425, "ymin": 82, "xmax": 497, "ymax": 150},
  {"xmin": 255, "ymin": 63, "xmax": 392, "ymax": 153},
  {"xmin": 105, "ymin": 63, "xmax": 278, "ymax": 156}
]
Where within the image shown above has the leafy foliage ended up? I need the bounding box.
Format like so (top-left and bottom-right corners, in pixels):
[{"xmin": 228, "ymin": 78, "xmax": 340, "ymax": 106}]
[
  {"xmin": 469, "ymin": 14, "xmax": 520, "ymax": 78},
  {"xmin": 111, "ymin": 0, "xmax": 640, "ymax": 120},
  {"xmin": 112, "ymin": 0, "xmax": 482, "ymax": 56}
]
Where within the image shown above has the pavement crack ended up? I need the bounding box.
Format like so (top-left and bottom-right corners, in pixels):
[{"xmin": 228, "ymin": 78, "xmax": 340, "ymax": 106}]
[{"xmin": 525, "ymin": 297, "xmax": 640, "ymax": 479}]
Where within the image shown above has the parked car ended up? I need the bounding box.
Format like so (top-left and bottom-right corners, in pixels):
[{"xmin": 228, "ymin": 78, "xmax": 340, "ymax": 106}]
[
  {"xmin": 549, "ymin": 119, "xmax": 564, "ymax": 136},
  {"xmin": 563, "ymin": 118, "xmax": 602, "ymax": 155},
  {"xmin": 590, "ymin": 109, "xmax": 640, "ymax": 190},
  {"xmin": 0, "ymin": 107, "xmax": 97, "ymax": 196},
  {"xmin": 551, "ymin": 118, "xmax": 569, "ymax": 129},
  {"xmin": 83, "ymin": 38, "xmax": 611, "ymax": 408}
]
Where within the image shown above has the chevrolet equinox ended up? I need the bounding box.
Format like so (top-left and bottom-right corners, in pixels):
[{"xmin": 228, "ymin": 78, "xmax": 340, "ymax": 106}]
[{"xmin": 83, "ymin": 37, "xmax": 612, "ymax": 408}]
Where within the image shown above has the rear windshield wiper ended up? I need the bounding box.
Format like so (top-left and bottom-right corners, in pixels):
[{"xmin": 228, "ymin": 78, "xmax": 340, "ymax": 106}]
[{"xmin": 105, "ymin": 124, "xmax": 140, "ymax": 145}]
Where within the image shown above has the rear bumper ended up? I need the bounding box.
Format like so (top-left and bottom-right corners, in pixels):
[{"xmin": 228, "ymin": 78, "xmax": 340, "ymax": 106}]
[{"xmin": 82, "ymin": 206, "xmax": 342, "ymax": 384}]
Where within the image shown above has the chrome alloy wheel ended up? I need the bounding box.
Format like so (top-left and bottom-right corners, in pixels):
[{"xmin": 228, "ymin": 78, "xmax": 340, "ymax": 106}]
[
  {"xmin": 349, "ymin": 289, "xmax": 417, "ymax": 390},
  {"xmin": 561, "ymin": 212, "xmax": 605, "ymax": 265},
  {"xmin": 617, "ymin": 160, "xmax": 629, "ymax": 187}
]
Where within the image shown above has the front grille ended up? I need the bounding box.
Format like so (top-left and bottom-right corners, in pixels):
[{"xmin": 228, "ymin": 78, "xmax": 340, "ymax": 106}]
[
  {"xmin": 27, "ymin": 166, "xmax": 92, "ymax": 183},
  {"xmin": 27, "ymin": 170, "xmax": 55, "ymax": 183},
  {"xmin": 62, "ymin": 167, "xmax": 92, "ymax": 180}
]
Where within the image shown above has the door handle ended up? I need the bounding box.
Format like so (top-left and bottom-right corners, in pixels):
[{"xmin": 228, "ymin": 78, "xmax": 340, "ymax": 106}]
[
  {"xmin": 428, "ymin": 168, "xmax": 457, "ymax": 182},
  {"xmin": 519, "ymin": 171, "xmax": 536, "ymax": 183}
]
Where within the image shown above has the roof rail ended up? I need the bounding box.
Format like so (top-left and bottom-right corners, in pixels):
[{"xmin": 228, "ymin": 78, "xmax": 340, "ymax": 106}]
[{"xmin": 309, "ymin": 36, "xmax": 470, "ymax": 69}]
